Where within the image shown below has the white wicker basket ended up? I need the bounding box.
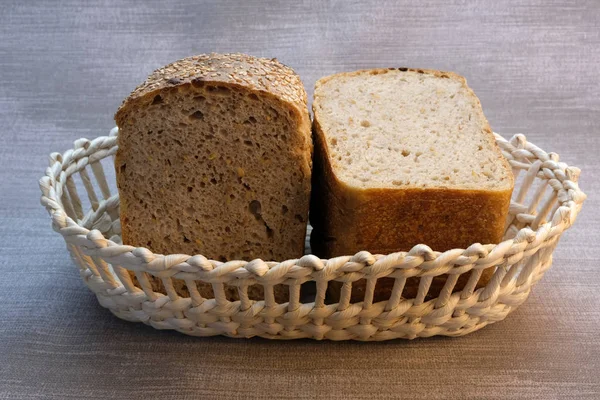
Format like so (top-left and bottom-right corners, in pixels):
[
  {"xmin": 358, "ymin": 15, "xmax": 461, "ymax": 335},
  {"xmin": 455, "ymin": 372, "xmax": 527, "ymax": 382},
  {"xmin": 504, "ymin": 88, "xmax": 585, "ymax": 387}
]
[{"xmin": 39, "ymin": 128, "xmax": 586, "ymax": 340}]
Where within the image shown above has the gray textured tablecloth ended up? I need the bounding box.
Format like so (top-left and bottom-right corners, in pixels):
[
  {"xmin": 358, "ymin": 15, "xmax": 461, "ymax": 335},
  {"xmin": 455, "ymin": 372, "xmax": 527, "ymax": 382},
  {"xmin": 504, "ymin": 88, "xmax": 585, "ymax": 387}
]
[{"xmin": 1, "ymin": 1, "xmax": 599, "ymax": 399}]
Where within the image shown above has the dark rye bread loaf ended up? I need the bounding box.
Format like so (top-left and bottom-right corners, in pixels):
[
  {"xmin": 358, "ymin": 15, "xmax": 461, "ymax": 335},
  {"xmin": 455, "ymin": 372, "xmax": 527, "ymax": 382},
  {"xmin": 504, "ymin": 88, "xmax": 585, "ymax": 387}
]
[
  {"xmin": 115, "ymin": 53, "xmax": 312, "ymax": 302},
  {"xmin": 310, "ymin": 68, "xmax": 514, "ymax": 303}
]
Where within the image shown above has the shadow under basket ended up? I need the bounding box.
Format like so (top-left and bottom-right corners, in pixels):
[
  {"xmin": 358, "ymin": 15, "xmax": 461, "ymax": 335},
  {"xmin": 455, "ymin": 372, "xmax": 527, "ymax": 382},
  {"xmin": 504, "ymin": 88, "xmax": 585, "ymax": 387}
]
[{"xmin": 39, "ymin": 128, "xmax": 586, "ymax": 340}]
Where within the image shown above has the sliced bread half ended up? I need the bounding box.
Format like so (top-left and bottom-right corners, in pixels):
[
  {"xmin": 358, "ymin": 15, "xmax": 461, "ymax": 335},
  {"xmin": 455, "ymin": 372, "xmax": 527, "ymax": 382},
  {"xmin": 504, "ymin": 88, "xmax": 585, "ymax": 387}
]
[
  {"xmin": 310, "ymin": 68, "xmax": 514, "ymax": 302},
  {"xmin": 115, "ymin": 53, "xmax": 312, "ymax": 303}
]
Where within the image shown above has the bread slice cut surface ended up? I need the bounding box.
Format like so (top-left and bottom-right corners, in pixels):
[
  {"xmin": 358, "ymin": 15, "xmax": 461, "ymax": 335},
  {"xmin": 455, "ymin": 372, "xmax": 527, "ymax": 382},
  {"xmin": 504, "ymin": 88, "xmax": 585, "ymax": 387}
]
[
  {"xmin": 314, "ymin": 68, "xmax": 513, "ymax": 192},
  {"xmin": 115, "ymin": 53, "xmax": 312, "ymax": 263}
]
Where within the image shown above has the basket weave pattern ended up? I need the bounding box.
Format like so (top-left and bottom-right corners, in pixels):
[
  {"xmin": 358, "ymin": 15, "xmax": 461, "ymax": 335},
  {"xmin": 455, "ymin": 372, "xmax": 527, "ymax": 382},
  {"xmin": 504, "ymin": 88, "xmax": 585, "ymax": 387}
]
[{"xmin": 39, "ymin": 128, "xmax": 586, "ymax": 340}]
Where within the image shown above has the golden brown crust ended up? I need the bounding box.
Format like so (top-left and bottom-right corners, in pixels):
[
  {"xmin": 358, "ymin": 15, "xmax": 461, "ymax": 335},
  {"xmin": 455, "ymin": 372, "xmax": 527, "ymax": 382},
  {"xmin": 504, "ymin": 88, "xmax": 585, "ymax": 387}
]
[{"xmin": 115, "ymin": 53, "xmax": 308, "ymax": 126}]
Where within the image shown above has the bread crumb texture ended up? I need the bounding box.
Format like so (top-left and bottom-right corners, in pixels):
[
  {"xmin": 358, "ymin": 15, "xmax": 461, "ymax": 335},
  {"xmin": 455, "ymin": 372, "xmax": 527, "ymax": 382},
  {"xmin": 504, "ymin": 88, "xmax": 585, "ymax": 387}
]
[
  {"xmin": 313, "ymin": 68, "xmax": 513, "ymax": 191},
  {"xmin": 115, "ymin": 53, "xmax": 312, "ymax": 264}
]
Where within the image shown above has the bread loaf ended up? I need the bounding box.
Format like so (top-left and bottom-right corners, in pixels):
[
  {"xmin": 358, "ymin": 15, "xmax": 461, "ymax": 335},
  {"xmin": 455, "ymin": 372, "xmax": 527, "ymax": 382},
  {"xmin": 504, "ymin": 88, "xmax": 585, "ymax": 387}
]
[
  {"xmin": 310, "ymin": 68, "xmax": 514, "ymax": 303},
  {"xmin": 115, "ymin": 53, "xmax": 312, "ymax": 302}
]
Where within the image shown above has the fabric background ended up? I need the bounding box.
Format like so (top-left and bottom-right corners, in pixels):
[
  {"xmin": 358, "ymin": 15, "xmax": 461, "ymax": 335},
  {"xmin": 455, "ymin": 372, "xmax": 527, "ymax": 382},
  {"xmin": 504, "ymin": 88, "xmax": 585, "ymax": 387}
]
[{"xmin": 1, "ymin": 1, "xmax": 599, "ymax": 398}]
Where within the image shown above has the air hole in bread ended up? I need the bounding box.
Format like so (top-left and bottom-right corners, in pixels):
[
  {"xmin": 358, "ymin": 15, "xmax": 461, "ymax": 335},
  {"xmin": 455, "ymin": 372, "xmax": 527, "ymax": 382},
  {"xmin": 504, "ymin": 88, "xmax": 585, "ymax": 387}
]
[
  {"xmin": 189, "ymin": 110, "xmax": 204, "ymax": 120},
  {"xmin": 265, "ymin": 224, "xmax": 274, "ymax": 238},
  {"xmin": 269, "ymin": 107, "xmax": 280, "ymax": 118},
  {"xmin": 249, "ymin": 200, "xmax": 262, "ymax": 219},
  {"xmin": 205, "ymin": 86, "xmax": 231, "ymax": 96},
  {"xmin": 152, "ymin": 95, "xmax": 163, "ymax": 105}
]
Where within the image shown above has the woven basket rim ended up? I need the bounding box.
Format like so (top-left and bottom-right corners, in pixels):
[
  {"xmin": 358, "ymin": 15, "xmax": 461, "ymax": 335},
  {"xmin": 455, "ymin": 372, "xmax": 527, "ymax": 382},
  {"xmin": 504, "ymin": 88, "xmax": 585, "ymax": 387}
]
[{"xmin": 39, "ymin": 128, "xmax": 587, "ymax": 279}]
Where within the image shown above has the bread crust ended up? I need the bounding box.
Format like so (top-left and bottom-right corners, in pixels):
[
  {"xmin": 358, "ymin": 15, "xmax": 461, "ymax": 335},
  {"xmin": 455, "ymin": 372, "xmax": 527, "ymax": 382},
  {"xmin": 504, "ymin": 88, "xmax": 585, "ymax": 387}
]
[
  {"xmin": 115, "ymin": 53, "xmax": 308, "ymax": 126},
  {"xmin": 316, "ymin": 67, "xmax": 467, "ymax": 87},
  {"xmin": 310, "ymin": 68, "xmax": 513, "ymax": 302}
]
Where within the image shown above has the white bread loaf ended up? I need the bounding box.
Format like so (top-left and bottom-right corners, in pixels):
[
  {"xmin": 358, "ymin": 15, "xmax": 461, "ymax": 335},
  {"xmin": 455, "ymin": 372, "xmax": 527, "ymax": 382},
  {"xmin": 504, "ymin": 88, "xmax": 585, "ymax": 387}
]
[{"xmin": 310, "ymin": 68, "xmax": 514, "ymax": 302}]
